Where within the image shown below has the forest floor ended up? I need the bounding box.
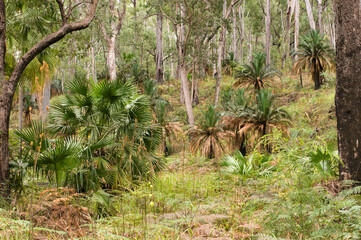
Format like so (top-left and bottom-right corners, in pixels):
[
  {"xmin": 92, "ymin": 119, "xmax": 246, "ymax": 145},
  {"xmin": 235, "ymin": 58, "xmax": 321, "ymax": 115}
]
[{"xmin": 1, "ymin": 72, "xmax": 341, "ymax": 239}]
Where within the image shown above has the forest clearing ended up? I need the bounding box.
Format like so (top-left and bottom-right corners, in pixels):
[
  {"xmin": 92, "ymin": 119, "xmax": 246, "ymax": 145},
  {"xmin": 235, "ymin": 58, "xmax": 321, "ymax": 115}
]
[{"xmin": 0, "ymin": 0, "xmax": 360, "ymax": 239}]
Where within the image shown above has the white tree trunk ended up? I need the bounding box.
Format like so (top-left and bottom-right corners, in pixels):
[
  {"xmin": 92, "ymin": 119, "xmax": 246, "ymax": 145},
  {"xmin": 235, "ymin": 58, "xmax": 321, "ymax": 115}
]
[
  {"xmin": 107, "ymin": 37, "xmax": 117, "ymax": 81},
  {"xmin": 295, "ymin": 0, "xmax": 300, "ymax": 55},
  {"xmin": 238, "ymin": 3, "xmax": 245, "ymax": 63},
  {"xmin": 215, "ymin": 25, "xmax": 226, "ymax": 105},
  {"xmin": 232, "ymin": 6, "xmax": 238, "ymax": 60},
  {"xmin": 265, "ymin": 0, "xmax": 271, "ymax": 65},
  {"xmin": 304, "ymin": 0, "xmax": 316, "ymax": 30},
  {"xmin": 317, "ymin": 0, "xmax": 323, "ymax": 34},
  {"xmin": 167, "ymin": 20, "xmax": 175, "ymax": 78},
  {"xmin": 155, "ymin": 13, "xmax": 164, "ymax": 84},
  {"xmin": 91, "ymin": 43, "xmax": 97, "ymax": 84}
]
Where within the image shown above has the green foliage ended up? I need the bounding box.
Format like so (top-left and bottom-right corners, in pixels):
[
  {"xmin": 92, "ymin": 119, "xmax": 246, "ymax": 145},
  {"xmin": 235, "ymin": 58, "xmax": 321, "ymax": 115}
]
[
  {"xmin": 187, "ymin": 106, "xmax": 233, "ymax": 159},
  {"xmin": 234, "ymin": 52, "xmax": 280, "ymax": 92}
]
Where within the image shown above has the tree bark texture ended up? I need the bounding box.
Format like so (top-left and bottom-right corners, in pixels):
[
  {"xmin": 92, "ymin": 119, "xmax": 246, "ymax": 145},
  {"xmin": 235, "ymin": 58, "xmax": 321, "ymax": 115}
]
[
  {"xmin": 304, "ymin": 0, "xmax": 316, "ymax": 30},
  {"xmin": 155, "ymin": 13, "xmax": 164, "ymax": 84},
  {"xmin": 335, "ymin": 0, "xmax": 361, "ymax": 182},
  {"xmin": 265, "ymin": 0, "xmax": 271, "ymax": 65}
]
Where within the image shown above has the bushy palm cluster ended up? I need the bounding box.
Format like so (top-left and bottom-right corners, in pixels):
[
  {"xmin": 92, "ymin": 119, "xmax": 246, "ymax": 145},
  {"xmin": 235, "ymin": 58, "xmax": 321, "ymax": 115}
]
[
  {"xmin": 234, "ymin": 53, "xmax": 280, "ymax": 93},
  {"xmin": 187, "ymin": 106, "xmax": 233, "ymax": 159},
  {"xmin": 293, "ymin": 30, "xmax": 334, "ymax": 90},
  {"xmin": 14, "ymin": 77, "xmax": 164, "ymax": 193},
  {"xmin": 223, "ymin": 89, "xmax": 291, "ymax": 154}
]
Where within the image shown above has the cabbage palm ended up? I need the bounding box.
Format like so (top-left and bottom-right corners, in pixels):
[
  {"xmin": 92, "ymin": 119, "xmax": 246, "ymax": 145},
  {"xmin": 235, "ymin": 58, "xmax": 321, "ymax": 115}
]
[
  {"xmin": 293, "ymin": 30, "xmax": 335, "ymax": 90},
  {"xmin": 234, "ymin": 52, "xmax": 280, "ymax": 93},
  {"xmin": 187, "ymin": 106, "xmax": 233, "ymax": 159}
]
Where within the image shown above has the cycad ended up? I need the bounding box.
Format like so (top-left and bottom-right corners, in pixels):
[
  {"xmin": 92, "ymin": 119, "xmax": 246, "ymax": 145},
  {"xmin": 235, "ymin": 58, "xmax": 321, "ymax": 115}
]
[
  {"xmin": 222, "ymin": 89, "xmax": 250, "ymax": 155},
  {"xmin": 238, "ymin": 89, "xmax": 291, "ymax": 151},
  {"xmin": 234, "ymin": 52, "xmax": 280, "ymax": 93},
  {"xmin": 187, "ymin": 106, "xmax": 233, "ymax": 159},
  {"xmin": 155, "ymin": 101, "xmax": 183, "ymax": 156},
  {"xmin": 222, "ymin": 52, "xmax": 237, "ymax": 75},
  {"xmin": 293, "ymin": 30, "xmax": 334, "ymax": 90}
]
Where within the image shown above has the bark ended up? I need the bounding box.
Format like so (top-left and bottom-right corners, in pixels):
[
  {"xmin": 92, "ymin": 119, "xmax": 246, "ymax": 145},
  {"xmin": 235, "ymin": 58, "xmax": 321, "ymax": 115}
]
[
  {"xmin": 215, "ymin": 0, "xmax": 241, "ymax": 105},
  {"xmin": 265, "ymin": 0, "xmax": 272, "ymax": 65},
  {"xmin": 304, "ymin": 0, "xmax": 316, "ymax": 30},
  {"xmin": 295, "ymin": 0, "xmax": 300, "ymax": 53},
  {"xmin": 248, "ymin": 29, "xmax": 253, "ymax": 63},
  {"xmin": 0, "ymin": 0, "xmax": 99, "ymax": 196},
  {"xmin": 99, "ymin": 0, "xmax": 126, "ymax": 81},
  {"xmin": 18, "ymin": 85, "xmax": 23, "ymax": 155},
  {"xmin": 317, "ymin": 0, "xmax": 323, "ymax": 34},
  {"xmin": 282, "ymin": 0, "xmax": 295, "ymax": 68},
  {"xmin": 238, "ymin": 3, "xmax": 245, "ymax": 63},
  {"xmin": 166, "ymin": 21, "xmax": 175, "ymax": 78},
  {"xmin": 335, "ymin": 0, "xmax": 361, "ymax": 182},
  {"xmin": 91, "ymin": 41, "xmax": 97, "ymax": 84},
  {"xmin": 178, "ymin": 3, "xmax": 194, "ymax": 124},
  {"xmin": 155, "ymin": 13, "xmax": 164, "ymax": 84},
  {"xmin": 232, "ymin": 6, "xmax": 238, "ymax": 60}
]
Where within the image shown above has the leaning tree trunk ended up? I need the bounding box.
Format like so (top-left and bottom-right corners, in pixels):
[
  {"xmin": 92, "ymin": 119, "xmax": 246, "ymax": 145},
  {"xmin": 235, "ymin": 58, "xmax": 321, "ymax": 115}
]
[
  {"xmin": 335, "ymin": 0, "xmax": 361, "ymax": 182},
  {"xmin": 155, "ymin": 13, "xmax": 164, "ymax": 84}
]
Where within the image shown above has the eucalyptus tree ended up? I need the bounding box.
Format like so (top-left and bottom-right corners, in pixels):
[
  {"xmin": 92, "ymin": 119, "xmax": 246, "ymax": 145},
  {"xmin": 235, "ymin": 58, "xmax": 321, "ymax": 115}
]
[
  {"xmin": 0, "ymin": 0, "xmax": 99, "ymax": 197},
  {"xmin": 98, "ymin": 0, "xmax": 127, "ymax": 81}
]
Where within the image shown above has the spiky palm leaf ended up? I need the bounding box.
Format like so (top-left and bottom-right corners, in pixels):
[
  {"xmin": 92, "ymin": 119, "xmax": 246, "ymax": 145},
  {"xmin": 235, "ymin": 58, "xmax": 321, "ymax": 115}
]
[
  {"xmin": 293, "ymin": 30, "xmax": 334, "ymax": 90},
  {"xmin": 187, "ymin": 106, "xmax": 233, "ymax": 159},
  {"xmin": 234, "ymin": 52, "xmax": 280, "ymax": 93}
]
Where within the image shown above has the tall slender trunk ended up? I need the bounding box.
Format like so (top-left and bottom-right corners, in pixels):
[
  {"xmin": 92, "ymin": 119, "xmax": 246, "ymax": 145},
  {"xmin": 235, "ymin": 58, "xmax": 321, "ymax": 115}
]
[
  {"xmin": 215, "ymin": 24, "xmax": 226, "ymax": 105},
  {"xmin": 155, "ymin": 13, "xmax": 164, "ymax": 84},
  {"xmin": 238, "ymin": 3, "xmax": 245, "ymax": 63},
  {"xmin": 107, "ymin": 38, "xmax": 117, "ymax": 81},
  {"xmin": 335, "ymin": 0, "xmax": 361, "ymax": 182},
  {"xmin": 317, "ymin": 0, "xmax": 323, "ymax": 34},
  {"xmin": 133, "ymin": 0, "xmax": 138, "ymax": 54},
  {"xmin": 232, "ymin": 6, "xmax": 238, "ymax": 60},
  {"xmin": 167, "ymin": 21, "xmax": 175, "ymax": 78},
  {"xmin": 18, "ymin": 85, "xmax": 23, "ymax": 155},
  {"xmin": 295, "ymin": 0, "xmax": 300, "ymax": 54},
  {"xmin": 179, "ymin": 4, "xmax": 194, "ymax": 124},
  {"xmin": 265, "ymin": 0, "xmax": 271, "ymax": 65},
  {"xmin": 91, "ymin": 41, "xmax": 97, "ymax": 84},
  {"xmin": 282, "ymin": 0, "xmax": 295, "ymax": 68},
  {"xmin": 248, "ymin": 29, "xmax": 253, "ymax": 63},
  {"xmin": 304, "ymin": 0, "xmax": 316, "ymax": 30}
]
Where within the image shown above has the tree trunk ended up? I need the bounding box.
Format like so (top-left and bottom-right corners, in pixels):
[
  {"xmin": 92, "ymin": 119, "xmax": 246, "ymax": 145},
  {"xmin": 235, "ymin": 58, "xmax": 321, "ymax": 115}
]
[
  {"xmin": 317, "ymin": 0, "xmax": 323, "ymax": 34},
  {"xmin": 265, "ymin": 0, "xmax": 272, "ymax": 65},
  {"xmin": 282, "ymin": 0, "xmax": 295, "ymax": 68},
  {"xmin": 107, "ymin": 38, "xmax": 117, "ymax": 81},
  {"xmin": 238, "ymin": 3, "xmax": 245, "ymax": 63},
  {"xmin": 248, "ymin": 29, "xmax": 253, "ymax": 63},
  {"xmin": 91, "ymin": 42, "xmax": 97, "ymax": 84},
  {"xmin": 232, "ymin": 6, "xmax": 238, "ymax": 60},
  {"xmin": 295, "ymin": 0, "xmax": 300, "ymax": 53},
  {"xmin": 18, "ymin": 85, "xmax": 23, "ymax": 155},
  {"xmin": 0, "ymin": 0, "xmax": 99, "ymax": 196},
  {"xmin": 214, "ymin": 24, "xmax": 226, "ymax": 105},
  {"xmin": 155, "ymin": 13, "xmax": 164, "ymax": 84},
  {"xmin": 313, "ymin": 60, "xmax": 321, "ymax": 90},
  {"xmin": 335, "ymin": 0, "xmax": 361, "ymax": 182},
  {"xmin": 304, "ymin": 0, "xmax": 316, "ymax": 30},
  {"xmin": 167, "ymin": 21, "xmax": 175, "ymax": 79}
]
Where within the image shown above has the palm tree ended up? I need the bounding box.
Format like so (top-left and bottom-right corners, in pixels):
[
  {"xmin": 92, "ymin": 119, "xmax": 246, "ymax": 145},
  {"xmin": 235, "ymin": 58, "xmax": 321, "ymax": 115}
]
[
  {"xmin": 234, "ymin": 52, "xmax": 280, "ymax": 93},
  {"xmin": 187, "ymin": 106, "xmax": 233, "ymax": 159},
  {"xmin": 222, "ymin": 52, "xmax": 237, "ymax": 75},
  {"xmin": 238, "ymin": 89, "xmax": 291, "ymax": 152},
  {"xmin": 154, "ymin": 101, "xmax": 183, "ymax": 156},
  {"xmin": 222, "ymin": 88, "xmax": 251, "ymax": 155},
  {"xmin": 293, "ymin": 30, "xmax": 334, "ymax": 90}
]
